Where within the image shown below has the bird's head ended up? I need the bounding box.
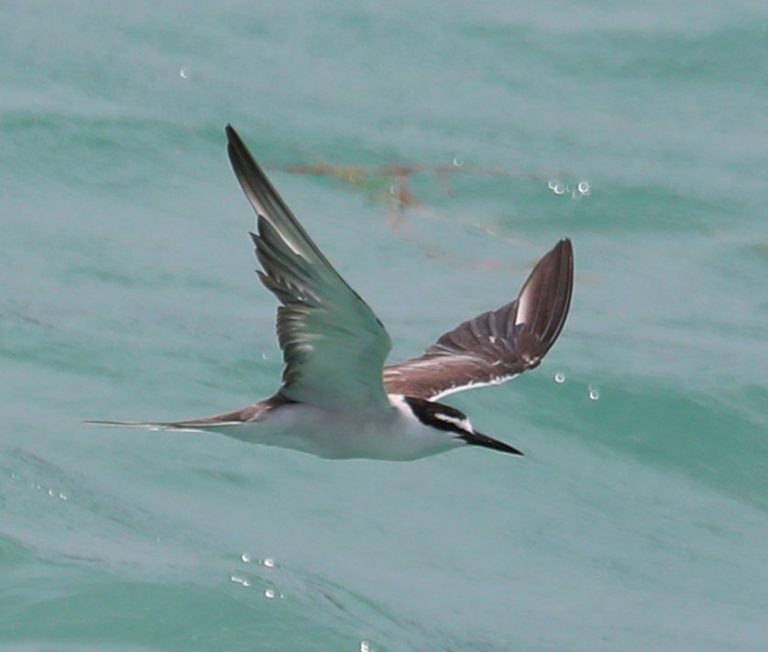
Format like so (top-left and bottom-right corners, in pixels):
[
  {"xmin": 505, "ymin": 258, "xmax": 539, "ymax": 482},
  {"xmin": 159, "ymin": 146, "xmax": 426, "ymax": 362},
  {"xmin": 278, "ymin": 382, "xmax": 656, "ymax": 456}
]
[{"xmin": 403, "ymin": 397, "xmax": 523, "ymax": 456}]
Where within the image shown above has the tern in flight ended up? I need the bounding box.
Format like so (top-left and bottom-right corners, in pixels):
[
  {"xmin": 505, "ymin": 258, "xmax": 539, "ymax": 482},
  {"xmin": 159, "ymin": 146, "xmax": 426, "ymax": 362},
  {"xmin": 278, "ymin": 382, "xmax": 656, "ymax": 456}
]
[{"xmin": 88, "ymin": 126, "xmax": 574, "ymax": 461}]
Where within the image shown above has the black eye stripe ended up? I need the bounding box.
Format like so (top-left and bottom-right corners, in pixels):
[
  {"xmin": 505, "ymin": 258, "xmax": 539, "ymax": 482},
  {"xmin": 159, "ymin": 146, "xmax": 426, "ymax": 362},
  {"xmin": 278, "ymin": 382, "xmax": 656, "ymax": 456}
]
[
  {"xmin": 403, "ymin": 396, "xmax": 468, "ymax": 434},
  {"xmin": 428, "ymin": 418, "xmax": 465, "ymax": 435}
]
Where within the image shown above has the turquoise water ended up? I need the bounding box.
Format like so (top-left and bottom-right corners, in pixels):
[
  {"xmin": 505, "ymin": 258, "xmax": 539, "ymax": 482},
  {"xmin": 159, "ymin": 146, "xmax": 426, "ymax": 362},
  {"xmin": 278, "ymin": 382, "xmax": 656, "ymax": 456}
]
[{"xmin": 2, "ymin": 1, "xmax": 767, "ymax": 650}]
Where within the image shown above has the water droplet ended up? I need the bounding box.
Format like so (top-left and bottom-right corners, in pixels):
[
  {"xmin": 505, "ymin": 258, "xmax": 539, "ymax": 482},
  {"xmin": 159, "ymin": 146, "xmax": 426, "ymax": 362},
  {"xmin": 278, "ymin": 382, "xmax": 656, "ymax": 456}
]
[
  {"xmin": 262, "ymin": 557, "xmax": 275, "ymax": 568},
  {"xmin": 260, "ymin": 352, "xmax": 268, "ymax": 360},
  {"xmin": 359, "ymin": 642, "xmax": 371, "ymax": 652},
  {"xmin": 552, "ymin": 183, "xmax": 565, "ymax": 196},
  {"xmin": 241, "ymin": 552, "xmax": 252, "ymax": 563},
  {"xmin": 588, "ymin": 386, "xmax": 600, "ymax": 401},
  {"xmin": 58, "ymin": 492, "xmax": 68, "ymax": 501},
  {"xmin": 577, "ymin": 180, "xmax": 590, "ymax": 195},
  {"xmin": 179, "ymin": 67, "xmax": 189, "ymax": 79},
  {"xmin": 48, "ymin": 489, "xmax": 55, "ymax": 497},
  {"xmin": 264, "ymin": 588, "xmax": 276, "ymax": 599},
  {"xmin": 452, "ymin": 156, "xmax": 463, "ymax": 167},
  {"xmin": 554, "ymin": 372, "xmax": 566, "ymax": 384},
  {"xmin": 547, "ymin": 179, "xmax": 557, "ymax": 190},
  {"xmin": 389, "ymin": 185, "xmax": 397, "ymax": 195},
  {"xmin": 230, "ymin": 574, "xmax": 250, "ymax": 588}
]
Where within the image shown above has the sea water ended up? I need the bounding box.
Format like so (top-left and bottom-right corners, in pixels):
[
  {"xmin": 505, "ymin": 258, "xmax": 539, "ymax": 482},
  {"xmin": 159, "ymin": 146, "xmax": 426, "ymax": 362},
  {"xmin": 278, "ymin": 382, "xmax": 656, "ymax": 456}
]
[{"xmin": 1, "ymin": 1, "xmax": 767, "ymax": 650}]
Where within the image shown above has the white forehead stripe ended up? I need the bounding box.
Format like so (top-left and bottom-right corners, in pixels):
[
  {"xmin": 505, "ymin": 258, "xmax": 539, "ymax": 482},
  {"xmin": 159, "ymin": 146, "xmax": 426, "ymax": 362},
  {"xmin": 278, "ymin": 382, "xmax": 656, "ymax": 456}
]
[{"xmin": 434, "ymin": 413, "xmax": 471, "ymax": 430}]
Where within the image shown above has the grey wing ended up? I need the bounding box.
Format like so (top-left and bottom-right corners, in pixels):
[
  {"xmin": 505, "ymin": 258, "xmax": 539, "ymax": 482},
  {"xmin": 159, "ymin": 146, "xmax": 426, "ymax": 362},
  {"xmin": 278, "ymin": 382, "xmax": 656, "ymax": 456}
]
[
  {"xmin": 383, "ymin": 239, "xmax": 573, "ymax": 400},
  {"xmin": 226, "ymin": 125, "xmax": 392, "ymax": 412}
]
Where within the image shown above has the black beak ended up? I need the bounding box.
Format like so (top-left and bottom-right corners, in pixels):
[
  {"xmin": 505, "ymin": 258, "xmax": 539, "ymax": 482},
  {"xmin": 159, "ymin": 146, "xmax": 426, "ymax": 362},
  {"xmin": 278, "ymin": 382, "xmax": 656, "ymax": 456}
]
[{"xmin": 462, "ymin": 431, "xmax": 524, "ymax": 456}]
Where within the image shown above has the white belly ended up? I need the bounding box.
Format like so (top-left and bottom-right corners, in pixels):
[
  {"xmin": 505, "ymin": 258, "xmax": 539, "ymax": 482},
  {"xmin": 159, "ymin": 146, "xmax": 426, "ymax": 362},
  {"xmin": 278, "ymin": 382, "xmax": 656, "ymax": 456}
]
[{"xmin": 201, "ymin": 399, "xmax": 463, "ymax": 461}]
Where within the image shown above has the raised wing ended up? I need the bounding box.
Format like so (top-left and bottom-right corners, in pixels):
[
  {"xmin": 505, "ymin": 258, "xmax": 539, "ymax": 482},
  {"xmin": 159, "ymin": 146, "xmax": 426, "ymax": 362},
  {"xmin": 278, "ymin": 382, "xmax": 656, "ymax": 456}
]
[
  {"xmin": 226, "ymin": 125, "xmax": 392, "ymax": 412},
  {"xmin": 383, "ymin": 239, "xmax": 573, "ymax": 400}
]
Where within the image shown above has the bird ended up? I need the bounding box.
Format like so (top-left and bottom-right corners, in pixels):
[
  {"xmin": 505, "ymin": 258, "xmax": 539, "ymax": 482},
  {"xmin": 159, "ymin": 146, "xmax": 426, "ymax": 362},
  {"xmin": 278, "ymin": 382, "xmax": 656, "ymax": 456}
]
[{"xmin": 86, "ymin": 125, "xmax": 574, "ymax": 461}]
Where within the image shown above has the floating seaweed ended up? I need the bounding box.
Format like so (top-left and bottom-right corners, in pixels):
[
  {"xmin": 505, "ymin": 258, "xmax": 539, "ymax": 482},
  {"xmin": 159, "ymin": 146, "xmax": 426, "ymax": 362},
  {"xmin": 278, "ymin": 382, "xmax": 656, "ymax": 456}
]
[{"xmin": 271, "ymin": 160, "xmax": 580, "ymax": 272}]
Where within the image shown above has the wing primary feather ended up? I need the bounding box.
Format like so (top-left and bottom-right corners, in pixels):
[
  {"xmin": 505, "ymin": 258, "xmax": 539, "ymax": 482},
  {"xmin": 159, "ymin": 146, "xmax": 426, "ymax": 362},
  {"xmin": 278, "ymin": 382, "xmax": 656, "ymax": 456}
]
[
  {"xmin": 226, "ymin": 125, "xmax": 392, "ymax": 411},
  {"xmin": 383, "ymin": 239, "xmax": 573, "ymax": 400},
  {"xmin": 226, "ymin": 125, "xmax": 329, "ymax": 266}
]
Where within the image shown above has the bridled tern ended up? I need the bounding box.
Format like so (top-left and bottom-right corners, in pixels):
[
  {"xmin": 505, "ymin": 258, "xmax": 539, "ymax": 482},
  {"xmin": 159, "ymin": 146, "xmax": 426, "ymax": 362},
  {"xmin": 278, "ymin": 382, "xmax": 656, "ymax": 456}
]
[{"xmin": 87, "ymin": 125, "xmax": 574, "ymax": 461}]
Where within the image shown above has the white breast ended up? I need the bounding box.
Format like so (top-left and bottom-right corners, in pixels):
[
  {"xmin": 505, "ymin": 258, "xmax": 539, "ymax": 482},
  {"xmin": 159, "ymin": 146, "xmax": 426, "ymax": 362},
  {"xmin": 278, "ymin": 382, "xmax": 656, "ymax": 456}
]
[{"xmin": 202, "ymin": 395, "xmax": 463, "ymax": 461}]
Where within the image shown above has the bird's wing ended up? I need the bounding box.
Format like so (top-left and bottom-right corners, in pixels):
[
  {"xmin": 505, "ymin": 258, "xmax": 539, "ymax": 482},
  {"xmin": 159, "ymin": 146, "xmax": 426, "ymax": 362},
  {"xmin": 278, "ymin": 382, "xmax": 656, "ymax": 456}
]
[
  {"xmin": 226, "ymin": 125, "xmax": 392, "ymax": 412},
  {"xmin": 383, "ymin": 239, "xmax": 573, "ymax": 400}
]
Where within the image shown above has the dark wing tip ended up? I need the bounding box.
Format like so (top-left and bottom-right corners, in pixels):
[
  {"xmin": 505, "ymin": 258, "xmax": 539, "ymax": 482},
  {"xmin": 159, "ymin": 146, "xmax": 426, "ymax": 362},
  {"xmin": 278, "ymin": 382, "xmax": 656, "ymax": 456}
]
[
  {"xmin": 225, "ymin": 124, "xmax": 254, "ymax": 176},
  {"xmin": 224, "ymin": 124, "xmax": 238, "ymax": 154},
  {"xmin": 225, "ymin": 125, "xmax": 251, "ymax": 169},
  {"xmin": 514, "ymin": 238, "xmax": 574, "ymax": 365},
  {"xmin": 382, "ymin": 239, "xmax": 573, "ymax": 399}
]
